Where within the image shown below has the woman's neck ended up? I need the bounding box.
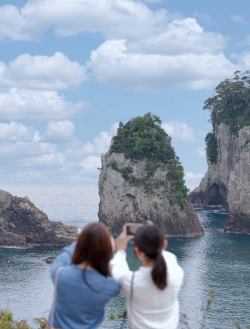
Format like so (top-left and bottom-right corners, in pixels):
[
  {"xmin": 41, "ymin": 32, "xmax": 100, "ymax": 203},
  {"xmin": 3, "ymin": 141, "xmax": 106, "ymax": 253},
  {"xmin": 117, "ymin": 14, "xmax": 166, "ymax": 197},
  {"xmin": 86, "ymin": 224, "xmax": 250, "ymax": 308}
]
[
  {"xmin": 77, "ymin": 261, "xmax": 94, "ymax": 270},
  {"xmin": 142, "ymin": 256, "xmax": 155, "ymax": 267}
]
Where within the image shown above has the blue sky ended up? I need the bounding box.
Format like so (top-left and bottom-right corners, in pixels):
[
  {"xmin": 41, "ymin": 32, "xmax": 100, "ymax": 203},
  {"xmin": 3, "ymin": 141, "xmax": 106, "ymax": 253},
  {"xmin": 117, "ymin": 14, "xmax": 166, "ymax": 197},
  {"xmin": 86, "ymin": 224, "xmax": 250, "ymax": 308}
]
[{"xmin": 0, "ymin": 0, "xmax": 249, "ymax": 190}]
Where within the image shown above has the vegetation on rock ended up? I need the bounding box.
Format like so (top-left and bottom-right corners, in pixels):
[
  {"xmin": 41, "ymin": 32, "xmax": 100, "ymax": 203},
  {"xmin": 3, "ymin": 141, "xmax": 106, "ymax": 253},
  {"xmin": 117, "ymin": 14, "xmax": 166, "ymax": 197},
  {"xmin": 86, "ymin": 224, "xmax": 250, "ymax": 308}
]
[
  {"xmin": 203, "ymin": 71, "xmax": 250, "ymax": 164},
  {"xmin": 111, "ymin": 113, "xmax": 175, "ymax": 162},
  {"xmin": 109, "ymin": 113, "xmax": 189, "ymax": 210},
  {"xmin": 204, "ymin": 71, "xmax": 250, "ymax": 136},
  {"xmin": 205, "ymin": 132, "xmax": 218, "ymax": 164}
]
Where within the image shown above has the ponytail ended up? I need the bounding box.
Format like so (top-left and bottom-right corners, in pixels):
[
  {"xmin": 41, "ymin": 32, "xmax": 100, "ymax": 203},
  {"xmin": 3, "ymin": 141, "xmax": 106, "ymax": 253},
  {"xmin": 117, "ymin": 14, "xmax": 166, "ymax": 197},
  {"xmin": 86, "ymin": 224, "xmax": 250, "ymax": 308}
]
[
  {"xmin": 151, "ymin": 252, "xmax": 167, "ymax": 290},
  {"xmin": 134, "ymin": 225, "xmax": 167, "ymax": 290}
]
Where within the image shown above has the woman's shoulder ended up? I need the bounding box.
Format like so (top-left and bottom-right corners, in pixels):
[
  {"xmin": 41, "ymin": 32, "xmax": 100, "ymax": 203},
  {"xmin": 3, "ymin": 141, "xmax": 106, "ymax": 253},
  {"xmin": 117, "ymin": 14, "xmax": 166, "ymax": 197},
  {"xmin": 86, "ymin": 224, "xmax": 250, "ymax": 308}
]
[
  {"xmin": 98, "ymin": 275, "xmax": 120, "ymax": 298},
  {"xmin": 107, "ymin": 275, "xmax": 120, "ymax": 288},
  {"xmin": 162, "ymin": 250, "xmax": 178, "ymax": 263},
  {"xmin": 162, "ymin": 250, "xmax": 184, "ymax": 281},
  {"xmin": 162, "ymin": 250, "xmax": 183, "ymax": 271}
]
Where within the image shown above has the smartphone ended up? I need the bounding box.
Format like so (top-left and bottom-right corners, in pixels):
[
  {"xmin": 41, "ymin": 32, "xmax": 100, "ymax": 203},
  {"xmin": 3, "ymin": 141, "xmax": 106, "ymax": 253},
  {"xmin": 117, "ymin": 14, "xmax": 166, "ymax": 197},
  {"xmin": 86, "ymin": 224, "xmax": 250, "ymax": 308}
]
[{"xmin": 125, "ymin": 223, "xmax": 144, "ymax": 235}]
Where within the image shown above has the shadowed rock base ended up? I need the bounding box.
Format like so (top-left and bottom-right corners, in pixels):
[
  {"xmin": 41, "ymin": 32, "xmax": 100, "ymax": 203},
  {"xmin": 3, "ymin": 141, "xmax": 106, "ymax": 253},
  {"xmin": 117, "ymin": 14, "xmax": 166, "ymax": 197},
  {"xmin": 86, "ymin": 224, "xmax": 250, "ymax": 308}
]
[
  {"xmin": 99, "ymin": 203, "xmax": 204, "ymax": 238},
  {"xmin": 0, "ymin": 232, "xmax": 27, "ymax": 247},
  {"xmin": 189, "ymin": 183, "xmax": 228, "ymax": 211},
  {"xmin": 224, "ymin": 212, "xmax": 250, "ymax": 235}
]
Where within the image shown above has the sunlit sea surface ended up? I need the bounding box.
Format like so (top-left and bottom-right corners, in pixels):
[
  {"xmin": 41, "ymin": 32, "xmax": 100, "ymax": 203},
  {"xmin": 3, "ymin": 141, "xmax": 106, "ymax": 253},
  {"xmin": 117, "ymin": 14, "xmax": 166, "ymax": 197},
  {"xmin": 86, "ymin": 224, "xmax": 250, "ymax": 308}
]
[{"xmin": 0, "ymin": 185, "xmax": 250, "ymax": 328}]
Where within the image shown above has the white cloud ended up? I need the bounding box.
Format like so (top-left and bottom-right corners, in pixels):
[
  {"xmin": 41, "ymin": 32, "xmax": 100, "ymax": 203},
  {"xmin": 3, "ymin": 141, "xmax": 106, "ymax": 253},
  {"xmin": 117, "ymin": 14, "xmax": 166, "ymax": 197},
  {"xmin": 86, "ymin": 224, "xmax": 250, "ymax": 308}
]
[
  {"xmin": 194, "ymin": 147, "xmax": 206, "ymax": 159},
  {"xmin": 0, "ymin": 121, "xmax": 116, "ymax": 183},
  {"xmin": 127, "ymin": 18, "xmax": 225, "ymax": 55},
  {"xmin": 0, "ymin": 52, "xmax": 87, "ymax": 90},
  {"xmin": 237, "ymin": 34, "xmax": 250, "ymax": 46},
  {"xmin": 141, "ymin": 0, "xmax": 163, "ymax": 3},
  {"xmin": 0, "ymin": 121, "xmax": 37, "ymax": 142},
  {"xmin": 43, "ymin": 120, "xmax": 75, "ymax": 142},
  {"xmin": 232, "ymin": 15, "xmax": 248, "ymax": 24},
  {"xmin": 231, "ymin": 51, "xmax": 250, "ymax": 67},
  {"xmin": 185, "ymin": 172, "xmax": 204, "ymax": 179},
  {"xmin": 0, "ymin": 52, "xmax": 90, "ymax": 121},
  {"xmin": 0, "ymin": 88, "xmax": 88, "ymax": 121},
  {"xmin": 162, "ymin": 121, "xmax": 196, "ymax": 143},
  {"xmin": 184, "ymin": 171, "xmax": 204, "ymax": 191},
  {"xmin": 0, "ymin": 5, "xmax": 37, "ymax": 41},
  {"xmin": 88, "ymin": 39, "xmax": 239, "ymax": 91},
  {"xmin": 21, "ymin": 153, "xmax": 66, "ymax": 168},
  {"xmin": 90, "ymin": 123, "xmax": 118, "ymax": 153},
  {"xmin": 65, "ymin": 123, "xmax": 119, "ymax": 157},
  {"xmin": 1, "ymin": 1, "xmax": 248, "ymax": 92},
  {"xmin": 80, "ymin": 156, "xmax": 101, "ymax": 172},
  {"xmin": 0, "ymin": 0, "xmax": 168, "ymax": 41},
  {"xmin": 0, "ymin": 141, "xmax": 57, "ymax": 159},
  {"xmin": 0, "ymin": 123, "xmax": 58, "ymax": 161}
]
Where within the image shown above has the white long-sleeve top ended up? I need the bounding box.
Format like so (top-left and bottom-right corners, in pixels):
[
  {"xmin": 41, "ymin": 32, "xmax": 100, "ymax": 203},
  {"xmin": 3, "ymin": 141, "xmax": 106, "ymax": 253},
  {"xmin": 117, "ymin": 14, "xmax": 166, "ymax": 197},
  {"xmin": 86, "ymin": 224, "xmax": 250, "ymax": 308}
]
[{"xmin": 110, "ymin": 250, "xmax": 184, "ymax": 329}]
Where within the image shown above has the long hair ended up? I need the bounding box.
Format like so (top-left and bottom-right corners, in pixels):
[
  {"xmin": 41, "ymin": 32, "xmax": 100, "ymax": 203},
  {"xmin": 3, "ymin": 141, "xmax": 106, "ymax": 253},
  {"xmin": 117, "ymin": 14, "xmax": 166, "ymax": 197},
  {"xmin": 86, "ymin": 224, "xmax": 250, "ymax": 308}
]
[
  {"xmin": 72, "ymin": 223, "xmax": 112, "ymax": 277},
  {"xmin": 134, "ymin": 225, "xmax": 167, "ymax": 290}
]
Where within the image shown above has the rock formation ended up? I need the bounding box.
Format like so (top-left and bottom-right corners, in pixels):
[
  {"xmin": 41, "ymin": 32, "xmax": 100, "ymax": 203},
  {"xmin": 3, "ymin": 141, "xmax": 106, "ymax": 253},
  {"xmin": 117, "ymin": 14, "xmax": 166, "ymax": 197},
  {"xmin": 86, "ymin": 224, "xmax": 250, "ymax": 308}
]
[
  {"xmin": 0, "ymin": 189, "xmax": 78, "ymax": 247},
  {"xmin": 98, "ymin": 153, "xmax": 203, "ymax": 237},
  {"xmin": 44, "ymin": 256, "xmax": 56, "ymax": 264},
  {"xmin": 190, "ymin": 123, "xmax": 250, "ymax": 234}
]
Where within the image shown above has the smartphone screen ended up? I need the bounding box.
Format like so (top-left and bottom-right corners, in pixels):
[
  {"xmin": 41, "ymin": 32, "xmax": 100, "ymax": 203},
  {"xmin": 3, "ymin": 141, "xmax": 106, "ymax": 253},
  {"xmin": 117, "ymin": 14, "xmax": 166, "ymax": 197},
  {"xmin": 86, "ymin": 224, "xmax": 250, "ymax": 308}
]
[{"xmin": 126, "ymin": 223, "xmax": 143, "ymax": 235}]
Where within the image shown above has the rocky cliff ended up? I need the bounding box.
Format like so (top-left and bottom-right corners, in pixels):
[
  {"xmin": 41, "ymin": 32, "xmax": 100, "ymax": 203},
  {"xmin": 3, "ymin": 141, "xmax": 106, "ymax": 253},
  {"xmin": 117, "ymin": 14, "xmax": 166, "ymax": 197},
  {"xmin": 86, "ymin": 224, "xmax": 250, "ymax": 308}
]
[
  {"xmin": 190, "ymin": 123, "xmax": 250, "ymax": 234},
  {"xmin": 98, "ymin": 152, "xmax": 203, "ymax": 237},
  {"xmin": 0, "ymin": 189, "xmax": 78, "ymax": 247}
]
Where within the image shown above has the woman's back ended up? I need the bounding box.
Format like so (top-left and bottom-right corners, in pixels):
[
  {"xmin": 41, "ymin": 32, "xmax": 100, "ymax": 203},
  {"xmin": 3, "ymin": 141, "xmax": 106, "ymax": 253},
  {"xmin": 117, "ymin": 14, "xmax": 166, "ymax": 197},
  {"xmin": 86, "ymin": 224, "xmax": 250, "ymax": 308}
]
[
  {"xmin": 111, "ymin": 249, "xmax": 183, "ymax": 329},
  {"xmin": 49, "ymin": 235, "xmax": 120, "ymax": 329},
  {"xmin": 111, "ymin": 224, "xmax": 184, "ymax": 329}
]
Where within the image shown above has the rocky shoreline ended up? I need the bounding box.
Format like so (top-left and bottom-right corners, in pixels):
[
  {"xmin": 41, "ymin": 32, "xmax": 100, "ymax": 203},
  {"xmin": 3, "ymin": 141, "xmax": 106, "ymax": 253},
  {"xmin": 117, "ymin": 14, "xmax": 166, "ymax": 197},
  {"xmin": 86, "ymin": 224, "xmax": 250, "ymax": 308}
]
[
  {"xmin": 192, "ymin": 203, "xmax": 228, "ymax": 213},
  {"xmin": 0, "ymin": 189, "xmax": 78, "ymax": 247}
]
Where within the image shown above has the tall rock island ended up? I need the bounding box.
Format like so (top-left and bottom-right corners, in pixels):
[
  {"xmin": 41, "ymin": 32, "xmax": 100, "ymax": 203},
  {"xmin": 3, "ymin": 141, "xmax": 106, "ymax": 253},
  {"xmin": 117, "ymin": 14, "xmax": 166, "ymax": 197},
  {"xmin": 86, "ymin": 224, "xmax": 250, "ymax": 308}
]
[
  {"xmin": 98, "ymin": 113, "xmax": 203, "ymax": 237},
  {"xmin": 0, "ymin": 189, "xmax": 78, "ymax": 247},
  {"xmin": 190, "ymin": 72, "xmax": 250, "ymax": 234}
]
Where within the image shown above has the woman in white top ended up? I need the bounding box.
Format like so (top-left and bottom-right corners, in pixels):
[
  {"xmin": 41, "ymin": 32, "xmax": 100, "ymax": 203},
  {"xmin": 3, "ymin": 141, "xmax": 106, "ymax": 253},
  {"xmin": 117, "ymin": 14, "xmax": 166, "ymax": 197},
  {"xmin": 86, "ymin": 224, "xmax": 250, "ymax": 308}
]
[{"xmin": 110, "ymin": 223, "xmax": 184, "ymax": 329}]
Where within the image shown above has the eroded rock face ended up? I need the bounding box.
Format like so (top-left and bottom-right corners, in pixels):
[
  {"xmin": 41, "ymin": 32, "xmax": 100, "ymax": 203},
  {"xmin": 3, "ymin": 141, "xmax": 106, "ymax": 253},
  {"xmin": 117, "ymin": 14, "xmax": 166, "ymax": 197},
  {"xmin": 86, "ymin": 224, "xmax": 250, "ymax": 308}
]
[
  {"xmin": 98, "ymin": 153, "xmax": 203, "ymax": 237},
  {"xmin": 0, "ymin": 189, "xmax": 78, "ymax": 247},
  {"xmin": 190, "ymin": 123, "xmax": 250, "ymax": 233}
]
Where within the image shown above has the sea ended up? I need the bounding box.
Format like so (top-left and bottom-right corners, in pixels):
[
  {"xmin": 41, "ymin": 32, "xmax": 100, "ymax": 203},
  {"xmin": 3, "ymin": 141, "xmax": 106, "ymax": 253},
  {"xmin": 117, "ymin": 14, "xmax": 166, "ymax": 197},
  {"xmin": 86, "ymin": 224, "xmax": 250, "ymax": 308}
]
[{"xmin": 0, "ymin": 185, "xmax": 250, "ymax": 329}]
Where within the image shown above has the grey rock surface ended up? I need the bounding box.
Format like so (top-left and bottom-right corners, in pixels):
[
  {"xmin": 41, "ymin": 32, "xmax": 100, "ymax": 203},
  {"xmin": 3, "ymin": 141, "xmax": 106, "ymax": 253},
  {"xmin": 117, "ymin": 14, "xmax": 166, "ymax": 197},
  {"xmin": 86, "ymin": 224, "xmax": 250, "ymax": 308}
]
[
  {"xmin": 0, "ymin": 189, "xmax": 78, "ymax": 246},
  {"xmin": 43, "ymin": 256, "xmax": 57, "ymax": 264},
  {"xmin": 190, "ymin": 123, "xmax": 250, "ymax": 233},
  {"xmin": 98, "ymin": 153, "xmax": 203, "ymax": 237}
]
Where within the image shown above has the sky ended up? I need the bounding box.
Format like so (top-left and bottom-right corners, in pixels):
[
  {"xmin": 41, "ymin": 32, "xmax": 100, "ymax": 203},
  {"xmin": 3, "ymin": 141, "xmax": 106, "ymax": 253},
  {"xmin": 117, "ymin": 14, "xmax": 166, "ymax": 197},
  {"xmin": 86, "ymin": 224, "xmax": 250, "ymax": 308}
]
[{"xmin": 0, "ymin": 0, "xmax": 249, "ymax": 190}]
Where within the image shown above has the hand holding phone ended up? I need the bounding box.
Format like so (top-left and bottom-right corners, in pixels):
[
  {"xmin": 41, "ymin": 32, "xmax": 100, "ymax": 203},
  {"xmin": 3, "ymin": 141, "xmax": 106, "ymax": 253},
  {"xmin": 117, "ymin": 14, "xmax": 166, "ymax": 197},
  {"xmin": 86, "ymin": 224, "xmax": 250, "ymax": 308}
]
[{"xmin": 115, "ymin": 224, "xmax": 136, "ymax": 251}]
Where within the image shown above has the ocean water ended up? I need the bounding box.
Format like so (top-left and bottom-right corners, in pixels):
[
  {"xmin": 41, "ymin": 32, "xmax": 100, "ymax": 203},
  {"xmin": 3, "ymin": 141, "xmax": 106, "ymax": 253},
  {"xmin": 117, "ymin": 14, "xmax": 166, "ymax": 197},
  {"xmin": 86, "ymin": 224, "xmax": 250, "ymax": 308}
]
[{"xmin": 0, "ymin": 185, "xmax": 250, "ymax": 328}]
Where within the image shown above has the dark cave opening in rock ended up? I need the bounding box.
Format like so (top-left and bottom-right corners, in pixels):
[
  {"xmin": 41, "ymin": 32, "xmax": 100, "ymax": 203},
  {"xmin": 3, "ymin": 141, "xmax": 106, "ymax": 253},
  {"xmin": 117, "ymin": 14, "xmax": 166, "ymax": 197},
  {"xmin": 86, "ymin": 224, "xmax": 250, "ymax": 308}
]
[{"xmin": 208, "ymin": 183, "xmax": 227, "ymax": 205}]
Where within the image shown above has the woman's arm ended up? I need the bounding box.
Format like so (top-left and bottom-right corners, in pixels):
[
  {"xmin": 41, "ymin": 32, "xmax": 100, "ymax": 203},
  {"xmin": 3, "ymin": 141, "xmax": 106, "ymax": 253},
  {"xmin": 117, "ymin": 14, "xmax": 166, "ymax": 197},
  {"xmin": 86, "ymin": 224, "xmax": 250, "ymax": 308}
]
[
  {"xmin": 110, "ymin": 225, "xmax": 135, "ymax": 298},
  {"xmin": 50, "ymin": 241, "xmax": 76, "ymax": 283},
  {"xmin": 110, "ymin": 225, "xmax": 134, "ymax": 281},
  {"xmin": 110, "ymin": 250, "xmax": 131, "ymax": 280},
  {"xmin": 110, "ymin": 250, "xmax": 133, "ymax": 298}
]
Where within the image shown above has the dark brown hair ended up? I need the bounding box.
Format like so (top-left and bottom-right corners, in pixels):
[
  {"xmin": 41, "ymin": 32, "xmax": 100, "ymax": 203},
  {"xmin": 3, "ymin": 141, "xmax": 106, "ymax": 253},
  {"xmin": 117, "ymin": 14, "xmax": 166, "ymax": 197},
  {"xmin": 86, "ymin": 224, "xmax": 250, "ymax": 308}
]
[
  {"xmin": 72, "ymin": 223, "xmax": 112, "ymax": 277},
  {"xmin": 134, "ymin": 224, "xmax": 167, "ymax": 290}
]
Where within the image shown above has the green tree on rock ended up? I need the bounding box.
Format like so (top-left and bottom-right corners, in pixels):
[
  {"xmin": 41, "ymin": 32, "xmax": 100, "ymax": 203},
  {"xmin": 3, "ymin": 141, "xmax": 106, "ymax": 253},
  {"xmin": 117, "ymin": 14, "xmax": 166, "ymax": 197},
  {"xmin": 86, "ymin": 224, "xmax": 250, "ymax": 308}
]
[
  {"xmin": 203, "ymin": 71, "xmax": 250, "ymax": 164},
  {"xmin": 204, "ymin": 71, "xmax": 250, "ymax": 136},
  {"xmin": 110, "ymin": 113, "xmax": 189, "ymax": 209},
  {"xmin": 111, "ymin": 113, "xmax": 175, "ymax": 162}
]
